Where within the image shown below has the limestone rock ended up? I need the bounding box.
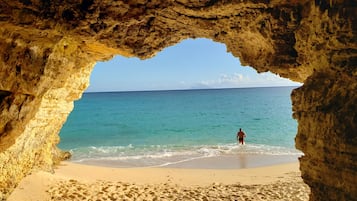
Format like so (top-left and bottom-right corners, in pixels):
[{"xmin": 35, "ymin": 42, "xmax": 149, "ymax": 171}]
[{"xmin": 0, "ymin": 0, "xmax": 356, "ymax": 200}]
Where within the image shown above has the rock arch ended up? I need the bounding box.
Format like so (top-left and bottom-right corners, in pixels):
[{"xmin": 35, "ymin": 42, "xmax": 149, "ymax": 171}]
[{"xmin": 0, "ymin": 0, "xmax": 356, "ymax": 200}]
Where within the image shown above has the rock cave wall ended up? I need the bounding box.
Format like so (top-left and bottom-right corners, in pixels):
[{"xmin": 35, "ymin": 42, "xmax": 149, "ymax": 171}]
[{"xmin": 0, "ymin": 0, "xmax": 356, "ymax": 200}]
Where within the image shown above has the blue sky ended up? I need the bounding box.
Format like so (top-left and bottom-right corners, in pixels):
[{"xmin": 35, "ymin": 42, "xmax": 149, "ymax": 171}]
[{"xmin": 86, "ymin": 38, "xmax": 301, "ymax": 92}]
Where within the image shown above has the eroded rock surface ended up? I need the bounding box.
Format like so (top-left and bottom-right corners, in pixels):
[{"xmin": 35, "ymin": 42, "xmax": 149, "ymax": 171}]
[{"xmin": 0, "ymin": 0, "xmax": 356, "ymax": 200}]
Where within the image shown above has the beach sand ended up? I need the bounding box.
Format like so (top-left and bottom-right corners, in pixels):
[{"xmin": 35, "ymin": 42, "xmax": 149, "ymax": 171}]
[{"xmin": 8, "ymin": 157, "xmax": 310, "ymax": 201}]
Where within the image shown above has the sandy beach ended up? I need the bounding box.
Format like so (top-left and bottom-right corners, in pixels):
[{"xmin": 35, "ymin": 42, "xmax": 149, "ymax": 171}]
[{"xmin": 8, "ymin": 159, "xmax": 310, "ymax": 201}]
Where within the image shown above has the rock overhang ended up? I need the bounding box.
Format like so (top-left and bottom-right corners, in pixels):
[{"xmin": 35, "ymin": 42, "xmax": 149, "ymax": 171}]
[{"xmin": 0, "ymin": 0, "xmax": 356, "ymax": 200}]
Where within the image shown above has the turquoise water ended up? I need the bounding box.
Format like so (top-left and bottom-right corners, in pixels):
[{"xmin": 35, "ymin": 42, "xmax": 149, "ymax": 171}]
[{"xmin": 59, "ymin": 87, "xmax": 302, "ymax": 167}]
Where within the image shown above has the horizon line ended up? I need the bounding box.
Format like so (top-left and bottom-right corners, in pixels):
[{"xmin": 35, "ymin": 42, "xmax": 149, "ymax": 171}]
[{"xmin": 84, "ymin": 85, "xmax": 302, "ymax": 94}]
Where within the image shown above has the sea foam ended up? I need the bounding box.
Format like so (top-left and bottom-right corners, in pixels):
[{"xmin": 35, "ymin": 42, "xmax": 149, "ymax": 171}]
[{"xmin": 69, "ymin": 143, "xmax": 302, "ymax": 167}]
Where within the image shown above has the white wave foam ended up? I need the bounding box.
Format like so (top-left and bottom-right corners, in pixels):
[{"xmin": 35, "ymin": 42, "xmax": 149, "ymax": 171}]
[{"xmin": 69, "ymin": 143, "xmax": 303, "ymax": 166}]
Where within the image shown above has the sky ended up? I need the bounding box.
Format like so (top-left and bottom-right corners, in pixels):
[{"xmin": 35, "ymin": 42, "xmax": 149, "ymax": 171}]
[{"xmin": 86, "ymin": 38, "xmax": 301, "ymax": 92}]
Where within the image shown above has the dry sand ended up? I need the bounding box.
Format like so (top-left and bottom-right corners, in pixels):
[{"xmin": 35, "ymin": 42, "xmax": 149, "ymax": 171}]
[{"xmin": 8, "ymin": 161, "xmax": 310, "ymax": 201}]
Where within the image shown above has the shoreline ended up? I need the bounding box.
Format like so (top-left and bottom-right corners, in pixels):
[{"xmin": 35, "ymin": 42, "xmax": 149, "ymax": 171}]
[
  {"xmin": 74, "ymin": 153, "xmax": 300, "ymax": 169},
  {"xmin": 8, "ymin": 158, "xmax": 310, "ymax": 201}
]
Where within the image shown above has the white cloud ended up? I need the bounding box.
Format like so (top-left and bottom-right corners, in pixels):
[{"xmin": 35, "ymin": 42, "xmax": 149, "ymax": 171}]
[
  {"xmin": 192, "ymin": 72, "xmax": 301, "ymax": 89},
  {"xmin": 255, "ymin": 73, "xmax": 302, "ymax": 86},
  {"xmin": 219, "ymin": 73, "xmax": 245, "ymax": 83}
]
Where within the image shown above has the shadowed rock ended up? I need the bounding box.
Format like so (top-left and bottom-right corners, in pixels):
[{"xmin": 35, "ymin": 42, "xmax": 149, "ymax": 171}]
[{"xmin": 0, "ymin": 0, "xmax": 356, "ymax": 200}]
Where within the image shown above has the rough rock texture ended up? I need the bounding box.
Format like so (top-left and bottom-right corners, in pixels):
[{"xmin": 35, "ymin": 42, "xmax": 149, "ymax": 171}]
[{"xmin": 0, "ymin": 0, "xmax": 356, "ymax": 200}]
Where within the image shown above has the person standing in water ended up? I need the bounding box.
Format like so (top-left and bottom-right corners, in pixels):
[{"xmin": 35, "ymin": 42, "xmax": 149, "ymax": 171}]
[{"xmin": 237, "ymin": 128, "xmax": 246, "ymax": 145}]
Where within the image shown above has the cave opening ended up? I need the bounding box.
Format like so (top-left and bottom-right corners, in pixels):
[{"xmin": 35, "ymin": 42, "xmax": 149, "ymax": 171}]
[
  {"xmin": 58, "ymin": 38, "xmax": 303, "ymax": 169},
  {"xmin": 1, "ymin": 1, "xmax": 356, "ymax": 200}
]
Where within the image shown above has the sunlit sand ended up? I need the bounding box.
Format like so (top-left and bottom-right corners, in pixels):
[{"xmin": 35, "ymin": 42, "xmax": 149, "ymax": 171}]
[{"xmin": 9, "ymin": 158, "xmax": 310, "ymax": 201}]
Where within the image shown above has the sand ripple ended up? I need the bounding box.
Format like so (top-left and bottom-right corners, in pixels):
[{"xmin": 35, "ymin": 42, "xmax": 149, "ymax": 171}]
[{"xmin": 47, "ymin": 172, "xmax": 309, "ymax": 201}]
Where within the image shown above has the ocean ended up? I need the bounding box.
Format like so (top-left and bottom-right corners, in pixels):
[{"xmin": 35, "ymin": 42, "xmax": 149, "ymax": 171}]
[{"xmin": 59, "ymin": 86, "xmax": 302, "ymax": 168}]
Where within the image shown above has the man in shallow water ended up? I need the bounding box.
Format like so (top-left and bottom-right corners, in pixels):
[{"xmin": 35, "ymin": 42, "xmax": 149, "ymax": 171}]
[{"xmin": 237, "ymin": 128, "xmax": 246, "ymax": 145}]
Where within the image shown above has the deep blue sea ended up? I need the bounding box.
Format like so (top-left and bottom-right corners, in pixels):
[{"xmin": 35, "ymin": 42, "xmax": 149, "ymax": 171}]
[{"xmin": 59, "ymin": 87, "xmax": 302, "ymax": 168}]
